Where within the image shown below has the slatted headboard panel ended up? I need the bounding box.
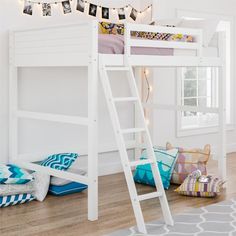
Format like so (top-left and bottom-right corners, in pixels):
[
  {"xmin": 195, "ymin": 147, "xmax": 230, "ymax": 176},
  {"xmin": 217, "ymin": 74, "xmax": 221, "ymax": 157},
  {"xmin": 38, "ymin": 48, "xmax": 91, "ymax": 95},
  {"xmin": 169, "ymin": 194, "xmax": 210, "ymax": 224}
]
[{"xmin": 10, "ymin": 21, "xmax": 98, "ymax": 67}]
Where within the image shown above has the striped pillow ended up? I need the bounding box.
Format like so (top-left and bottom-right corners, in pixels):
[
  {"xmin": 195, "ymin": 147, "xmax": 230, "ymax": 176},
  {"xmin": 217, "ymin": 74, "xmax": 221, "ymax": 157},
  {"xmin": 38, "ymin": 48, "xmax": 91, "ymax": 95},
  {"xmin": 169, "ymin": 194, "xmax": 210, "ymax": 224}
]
[
  {"xmin": 0, "ymin": 193, "xmax": 35, "ymax": 208},
  {"xmin": 133, "ymin": 148, "xmax": 179, "ymax": 189},
  {"xmin": 41, "ymin": 153, "xmax": 78, "ymax": 171},
  {"xmin": 175, "ymin": 174, "xmax": 224, "ymax": 197}
]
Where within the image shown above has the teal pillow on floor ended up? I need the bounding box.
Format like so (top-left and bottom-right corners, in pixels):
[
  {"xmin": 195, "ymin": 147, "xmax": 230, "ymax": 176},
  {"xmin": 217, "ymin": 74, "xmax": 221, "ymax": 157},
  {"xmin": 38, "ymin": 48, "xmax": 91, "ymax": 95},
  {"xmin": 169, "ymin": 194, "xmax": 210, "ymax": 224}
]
[
  {"xmin": 49, "ymin": 182, "xmax": 87, "ymax": 196},
  {"xmin": 133, "ymin": 148, "xmax": 179, "ymax": 189},
  {"xmin": 41, "ymin": 153, "xmax": 78, "ymax": 171}
]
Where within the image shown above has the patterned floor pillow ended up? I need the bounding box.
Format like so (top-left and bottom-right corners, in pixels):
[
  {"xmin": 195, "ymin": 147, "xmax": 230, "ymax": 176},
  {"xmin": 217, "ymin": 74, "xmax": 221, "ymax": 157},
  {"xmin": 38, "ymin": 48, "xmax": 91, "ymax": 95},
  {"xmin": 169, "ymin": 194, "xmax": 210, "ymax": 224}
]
[
  {"xmin": 0, "ymin": 193, "xmax": 35, "ymax": 207},
  {"xmin": 0, "ymin": 164, "xmax": 34, "ymax": 184},
  {"xmin": 41, "ymin": 153, "xmax": 78, "ymax": 171},
  {"xmin": 166, "ymin": 143, "xmax": 211, "ymax": 184},
  {"xmin": 175, "ymin": 173, "xmax": 224, "ymax": 197},
  {"xmin": 133, "ymin": 148, "xmax": 179, "ymax": 189}
]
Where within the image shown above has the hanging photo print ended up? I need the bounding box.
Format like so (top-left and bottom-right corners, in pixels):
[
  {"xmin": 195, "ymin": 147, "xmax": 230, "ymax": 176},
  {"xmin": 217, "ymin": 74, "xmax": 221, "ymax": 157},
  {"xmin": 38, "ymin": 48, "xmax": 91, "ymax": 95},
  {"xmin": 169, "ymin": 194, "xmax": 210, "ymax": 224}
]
[
  {"xmin": 23, "ymin": 1, "xmax": 33, "ymax": 15},
  {"xmin": 101, "ymin": 7, "xmax": 109, "ymax": 19},
  {"xmin": 62, "ymin": 0, "xmax": 72, "ymax": 14},
  {"xmin": 21, "ymin": 1, "xmax": 152, "ymax": 19},
  {"xmin": 42, "ymin": 3, "xmax": 51, "ymax": 16},
  {"xmin": 76, "ymin": 0, "xmax": 85, "ymax": 12},
  {"xmin": 118, "ymin": 8, "xmax": 126, "ymax": 20},
  {"xmin": 130, "ymin": 8, "xmax": 138, "ymax": 21},
  {"xmin": 89, "ymin": 3, "xmax": 97, "ymax": 17}
]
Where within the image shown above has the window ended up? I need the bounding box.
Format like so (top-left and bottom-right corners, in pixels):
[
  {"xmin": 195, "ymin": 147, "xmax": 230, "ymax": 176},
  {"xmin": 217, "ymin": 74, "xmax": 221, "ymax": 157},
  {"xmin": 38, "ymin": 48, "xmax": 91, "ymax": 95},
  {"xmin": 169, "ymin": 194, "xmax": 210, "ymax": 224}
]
[
  {"xmin": 179, "ymin": 67, "xmax": 218, "ymax": 130},
  {"xmin": 176, "ymin": 10, "xmax": 233, "ymax": 136}
]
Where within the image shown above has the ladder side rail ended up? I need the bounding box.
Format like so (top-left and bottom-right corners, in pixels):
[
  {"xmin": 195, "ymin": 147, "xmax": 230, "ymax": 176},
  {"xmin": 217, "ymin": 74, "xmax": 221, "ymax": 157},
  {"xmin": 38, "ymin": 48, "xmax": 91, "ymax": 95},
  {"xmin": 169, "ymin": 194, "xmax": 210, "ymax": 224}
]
[
  {"xmin": 99, "ymin": 65, "xmax": 147, "ymax": 234},
  {"xmin": 126, "ymin": 64, "xmax": 174, "ymax": 226}
]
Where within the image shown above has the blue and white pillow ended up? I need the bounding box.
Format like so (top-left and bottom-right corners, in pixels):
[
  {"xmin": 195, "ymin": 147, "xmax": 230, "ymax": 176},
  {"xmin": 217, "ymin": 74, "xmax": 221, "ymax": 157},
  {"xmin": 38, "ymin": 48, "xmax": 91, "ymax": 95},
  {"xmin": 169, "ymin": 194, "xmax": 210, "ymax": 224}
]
[
  {"xmin": 0, "ymin": 193, "xmax": 35, "ymax": 208},
  {"xmin": 49, "ymin": 182, "xmax": 87, "ymax": 196},
  {"xmin": 41, "ymin": 153, "xmax": 78, "ymax": 171},
  {"xmin": 133, "ymin": 148, "xmax": 179, "ymax": 189},
  {"xmin": 0, "ymin": 164, "xmax": 34, "ymax": 184}
]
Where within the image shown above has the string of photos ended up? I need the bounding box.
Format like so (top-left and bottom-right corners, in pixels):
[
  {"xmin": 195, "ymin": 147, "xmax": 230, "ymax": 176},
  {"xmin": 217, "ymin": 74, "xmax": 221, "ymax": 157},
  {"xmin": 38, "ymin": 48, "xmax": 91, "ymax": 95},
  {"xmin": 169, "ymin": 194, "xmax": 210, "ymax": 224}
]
[{"xmin": 22, "ymin": 0, "xmax": 152, "ymax": 21}]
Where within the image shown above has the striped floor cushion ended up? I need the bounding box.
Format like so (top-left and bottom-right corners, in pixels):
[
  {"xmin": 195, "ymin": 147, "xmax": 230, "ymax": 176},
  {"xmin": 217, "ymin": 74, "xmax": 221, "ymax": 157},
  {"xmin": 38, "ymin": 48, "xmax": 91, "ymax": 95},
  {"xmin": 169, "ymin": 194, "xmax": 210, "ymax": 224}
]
[
  {"xmin": 0, "ymin": 193, "xmax": 35, "ymax": 207},
  {"xmin": 175, "ymin": 174, "xmax": 224, "ymax": 197}
]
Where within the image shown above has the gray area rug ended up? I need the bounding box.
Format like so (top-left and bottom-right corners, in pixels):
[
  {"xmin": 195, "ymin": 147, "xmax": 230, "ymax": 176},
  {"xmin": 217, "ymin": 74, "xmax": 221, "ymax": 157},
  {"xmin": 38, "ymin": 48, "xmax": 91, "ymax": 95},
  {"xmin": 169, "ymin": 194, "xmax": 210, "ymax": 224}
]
[{"xmin": 107, "ymin": 198, "xmax": 236, "ymax": 236}]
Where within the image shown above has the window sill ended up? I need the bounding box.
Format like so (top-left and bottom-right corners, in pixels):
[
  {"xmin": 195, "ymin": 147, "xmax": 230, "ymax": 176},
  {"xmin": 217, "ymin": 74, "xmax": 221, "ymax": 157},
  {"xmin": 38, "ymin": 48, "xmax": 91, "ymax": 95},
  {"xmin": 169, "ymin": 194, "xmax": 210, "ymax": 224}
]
[{"xmin": 177, "ymin": 124, "xmax": 235, "ymax": 137}]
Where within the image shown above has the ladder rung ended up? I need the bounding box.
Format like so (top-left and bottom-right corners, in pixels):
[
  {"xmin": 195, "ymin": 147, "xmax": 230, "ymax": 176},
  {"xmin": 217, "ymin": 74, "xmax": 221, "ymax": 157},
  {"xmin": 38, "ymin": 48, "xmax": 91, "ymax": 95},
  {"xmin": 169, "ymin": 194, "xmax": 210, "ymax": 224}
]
[
  {"xmin": 130, "ymin": 159, "xmax": 154, "ymax": 167},
  {"xmin": 121, "ymin": 128, "xmax": 145, "ymax": 134},
  {"xmin": 113, "ymin": 97, "xmax": 138, "ymax": 102},
  {"xmin": 138, "ymin": 192, "xmax": 163, "ymax": 201},
  {"xmin": 105, "ymin": 67, "xmax": 129, "ymax": 71}
]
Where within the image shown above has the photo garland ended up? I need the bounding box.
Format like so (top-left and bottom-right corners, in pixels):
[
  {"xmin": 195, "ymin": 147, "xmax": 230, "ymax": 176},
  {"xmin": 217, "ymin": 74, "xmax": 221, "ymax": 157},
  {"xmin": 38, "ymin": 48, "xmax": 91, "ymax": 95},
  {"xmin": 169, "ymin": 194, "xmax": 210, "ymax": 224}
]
[{"xmin": 22, "ymin": 0, "xmax": 152, "ymax": 21}]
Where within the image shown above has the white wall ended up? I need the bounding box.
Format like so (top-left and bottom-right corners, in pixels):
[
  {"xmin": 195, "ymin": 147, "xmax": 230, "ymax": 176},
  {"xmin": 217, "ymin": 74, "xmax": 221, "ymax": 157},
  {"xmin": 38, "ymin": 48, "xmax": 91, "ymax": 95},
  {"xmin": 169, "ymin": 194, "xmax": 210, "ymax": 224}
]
[
  {"xmin": 151, "ymin": 0, "xmax": 236, "ymax": 158},
  {"xmin": 1, "ymin": 0, "xmax": 236, "ymax": 175},
  {"xmin": 0, "ymin": 0, "xmax": 144, "ymax": 174}
]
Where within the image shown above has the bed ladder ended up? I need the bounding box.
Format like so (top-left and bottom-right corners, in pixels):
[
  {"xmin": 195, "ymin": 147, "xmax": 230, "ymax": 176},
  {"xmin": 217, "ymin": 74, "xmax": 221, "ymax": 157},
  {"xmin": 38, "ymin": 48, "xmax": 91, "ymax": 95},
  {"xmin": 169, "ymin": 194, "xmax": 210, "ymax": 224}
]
[{"xmin": 99, "ymin": 61, "xmax": 173, "ymax": 234}]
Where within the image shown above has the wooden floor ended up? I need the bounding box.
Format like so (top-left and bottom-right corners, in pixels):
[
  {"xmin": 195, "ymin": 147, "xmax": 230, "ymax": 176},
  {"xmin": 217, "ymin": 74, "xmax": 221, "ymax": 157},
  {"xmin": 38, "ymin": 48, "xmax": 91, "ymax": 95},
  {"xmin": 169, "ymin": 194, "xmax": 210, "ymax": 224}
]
[{"xmin": 1, "ymin": 154, "xmax": 236, "ymax": 236}]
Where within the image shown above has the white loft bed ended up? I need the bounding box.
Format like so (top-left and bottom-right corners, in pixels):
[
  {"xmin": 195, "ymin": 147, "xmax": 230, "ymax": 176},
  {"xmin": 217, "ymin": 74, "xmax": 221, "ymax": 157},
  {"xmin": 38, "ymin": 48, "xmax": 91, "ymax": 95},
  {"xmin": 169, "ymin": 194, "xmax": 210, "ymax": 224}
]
[{"xmin": 9, "ymin": 20, "xmax": 226, "ymax": 223}]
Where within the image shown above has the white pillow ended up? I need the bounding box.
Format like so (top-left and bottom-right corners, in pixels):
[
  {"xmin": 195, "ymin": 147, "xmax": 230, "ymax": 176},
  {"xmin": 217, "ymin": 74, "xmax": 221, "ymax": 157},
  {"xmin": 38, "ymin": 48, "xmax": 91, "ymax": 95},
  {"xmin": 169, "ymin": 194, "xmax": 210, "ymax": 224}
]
[
  {"xmin": 0, "ymin": 182, "xmax": 34, "ymax": 196},
  {"xmin": 178, "ymin": 19, "xmax": 219, "ymax": 47},
  {"xmin": 32, "ymin": 172, "xmax": 50, "ymax": 202},
  {"xmin": 50, "ymin": 168, "xmax": 87, "ymax": 186}
]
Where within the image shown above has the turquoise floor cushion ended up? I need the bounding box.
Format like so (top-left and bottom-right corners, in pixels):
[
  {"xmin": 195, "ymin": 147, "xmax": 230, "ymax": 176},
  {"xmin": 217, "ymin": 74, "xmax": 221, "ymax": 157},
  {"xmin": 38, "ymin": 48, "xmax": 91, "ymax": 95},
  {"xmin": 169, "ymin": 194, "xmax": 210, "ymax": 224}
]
[
  {"xmin": 49, "ymin": 182, "xmax": 88, "ymax": 196},
  {"xmin": 133, "ymin": 148, "xmax": 178, "ymax": 189}
]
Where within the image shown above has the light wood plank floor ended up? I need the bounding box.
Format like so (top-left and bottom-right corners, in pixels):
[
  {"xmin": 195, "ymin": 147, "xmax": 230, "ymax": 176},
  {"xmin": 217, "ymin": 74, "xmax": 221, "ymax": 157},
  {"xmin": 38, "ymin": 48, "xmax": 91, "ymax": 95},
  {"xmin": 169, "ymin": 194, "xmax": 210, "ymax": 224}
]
[{"xmin": 0, "ymin": 154, "xmax": 235, "ymax": 236}]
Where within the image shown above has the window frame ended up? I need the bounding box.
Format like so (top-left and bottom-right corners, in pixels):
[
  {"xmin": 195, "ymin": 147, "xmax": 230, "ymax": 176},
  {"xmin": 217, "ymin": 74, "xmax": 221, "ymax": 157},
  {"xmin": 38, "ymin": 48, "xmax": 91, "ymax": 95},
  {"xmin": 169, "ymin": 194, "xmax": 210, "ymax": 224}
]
[{"xmin": 176, "ymin": 9, "xmax": 235, "ymax": 137}]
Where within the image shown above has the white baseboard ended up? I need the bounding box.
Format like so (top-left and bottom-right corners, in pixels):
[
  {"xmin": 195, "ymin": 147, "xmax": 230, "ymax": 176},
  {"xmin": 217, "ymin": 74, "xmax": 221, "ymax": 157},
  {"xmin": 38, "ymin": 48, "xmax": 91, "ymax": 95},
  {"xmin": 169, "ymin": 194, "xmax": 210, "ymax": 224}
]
[
  {"xmin": 210, "ymin": 143, "xmax": 236, "ymax": 160},
  {"xmin": 226, "ymin": 143, "xmax": 236, "ymax": 154}
]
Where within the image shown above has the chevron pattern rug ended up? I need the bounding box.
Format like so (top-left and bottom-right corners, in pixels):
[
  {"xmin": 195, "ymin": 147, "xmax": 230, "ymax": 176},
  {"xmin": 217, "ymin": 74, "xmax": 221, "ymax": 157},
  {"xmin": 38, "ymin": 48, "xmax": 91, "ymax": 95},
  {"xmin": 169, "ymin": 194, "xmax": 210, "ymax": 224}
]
[{"xmin": 107, "ymin": 198, "xmax": 236, "ymax": 236}]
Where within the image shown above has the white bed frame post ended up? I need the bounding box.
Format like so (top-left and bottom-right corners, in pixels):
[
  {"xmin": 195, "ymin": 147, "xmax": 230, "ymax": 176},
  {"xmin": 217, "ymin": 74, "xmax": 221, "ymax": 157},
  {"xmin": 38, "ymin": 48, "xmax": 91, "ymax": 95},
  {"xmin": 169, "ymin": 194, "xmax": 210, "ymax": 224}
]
[
  {"xmin": 9, "ymin": 32, "xmax": 18, "ymax": 163},
  {"xmin": 87, "ymin": 20, "xmax": 99, "ymax": 221},
  {"xmin": 218, "ymin": 32, "xmax": 227, "ymax": 180}
]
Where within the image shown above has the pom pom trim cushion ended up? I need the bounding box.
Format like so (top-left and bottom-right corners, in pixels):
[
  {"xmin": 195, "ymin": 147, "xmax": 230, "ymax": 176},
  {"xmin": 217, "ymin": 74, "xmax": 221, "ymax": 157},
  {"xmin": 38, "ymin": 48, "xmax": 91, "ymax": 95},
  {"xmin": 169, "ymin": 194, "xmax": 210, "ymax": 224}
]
[
  {"xmin": 133, "ymin": 148, "xmax": 179, "ymax": 189},
  {"xmin": 49, "ymin": 182, "xmax": 88, "ymax": 196},
  {"xmin": 0, "ymin": 164, "xmax": 34, "ymax": 184},
  {"xmin": 0, "ymin": 193, "xmax": 35, "ymax": 208},
  {"xmin": 167, "ymin": 143, "xmax": 211, "ymax": 184},
  {"xmin": 41, "ymin": 153, "xmax": 78, "ymax": 171}
]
